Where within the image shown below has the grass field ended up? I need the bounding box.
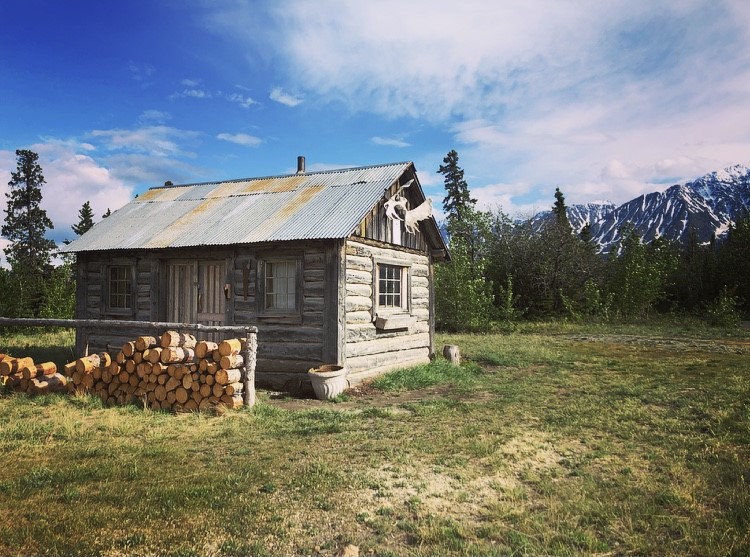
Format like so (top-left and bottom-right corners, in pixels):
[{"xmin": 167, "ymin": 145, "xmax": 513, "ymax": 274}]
[{"xmin": 1, "ymin": 322, "xmax": 749, "ymax": 556}]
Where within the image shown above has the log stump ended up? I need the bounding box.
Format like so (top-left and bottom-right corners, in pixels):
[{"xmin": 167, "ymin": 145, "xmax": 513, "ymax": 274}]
[{"xmin": 443, "ymin": 344, "xmax": 461, "ymax": 366}]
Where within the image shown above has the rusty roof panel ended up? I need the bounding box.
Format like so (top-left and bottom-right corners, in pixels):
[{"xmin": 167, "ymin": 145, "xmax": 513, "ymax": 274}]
[
  {"xmin": 174, "ymin": 183, "xmax": 219, "ymax": 201},
  {"xmin": 136, "ymin": 185, "xmax": 192, "ymax": 203},
  {"xmin": 142, "ymin": 198, "xmax": 226, "ymax": 249},
  {"xmin": 60, "ymin": 162, "xmax": 428, "ymax": 252}
]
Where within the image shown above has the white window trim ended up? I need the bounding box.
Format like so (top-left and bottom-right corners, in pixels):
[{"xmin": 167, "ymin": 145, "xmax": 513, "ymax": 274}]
[{"xmin": 372, "ymin": 257, "xmax": 415, "ymax": 330}]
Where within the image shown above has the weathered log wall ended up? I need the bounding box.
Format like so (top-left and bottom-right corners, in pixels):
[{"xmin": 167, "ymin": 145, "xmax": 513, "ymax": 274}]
[
  {"xmin": 344, "ymin": 239, "xmax": 432, "ymax": 379},
  {"xmin": 232, "ymin": 245, "xmax": 327, "ymax": 378},
  {"xmin": 75, "ymin": 244, "xmax": 330, "ymax": 385},
  {"xmin": 74, "ymin": 234, "xmax": 435, "ymax": 389}
]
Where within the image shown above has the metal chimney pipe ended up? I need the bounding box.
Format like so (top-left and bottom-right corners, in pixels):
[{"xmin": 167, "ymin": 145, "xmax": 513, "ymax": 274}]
[{"xmin": 296, "ymin": 156, "xmax": 305, "ymax": 174}]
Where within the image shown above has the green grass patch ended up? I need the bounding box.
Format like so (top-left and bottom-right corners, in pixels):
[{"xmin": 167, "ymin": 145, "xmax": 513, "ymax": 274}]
[
  {"xmin": 0, "ymin": 323, "xmax": 748, "ymax": 556},
  {"xmin": 370, "ymin": 358, "xmax": 483, "ymax": 392}
]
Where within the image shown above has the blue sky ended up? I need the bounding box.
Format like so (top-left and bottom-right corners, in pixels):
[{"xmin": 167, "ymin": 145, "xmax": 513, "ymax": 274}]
[{"xmin": 2, "ymin": 0, "xmax": 750, "ymax": 259}]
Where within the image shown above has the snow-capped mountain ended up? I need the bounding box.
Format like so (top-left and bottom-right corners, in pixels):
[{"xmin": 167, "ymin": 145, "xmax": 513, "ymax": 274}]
[
  {"xmin": 530, "ymin": 165, "xmax": 750, "ymax": 253},
  {"xmin": 529, "ymin": 201, "xmax": 616, "ymax": 233}
]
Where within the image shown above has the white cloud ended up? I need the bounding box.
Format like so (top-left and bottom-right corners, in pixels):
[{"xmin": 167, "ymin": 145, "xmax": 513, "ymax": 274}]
[
  {"xmin": 226, "ymin": 93, "xmax": 258, "ymax": 108},
  {"xmin": 217, "ymin": 132, "xmax": 263, "ymax": 147},
  {"xmin": 203, "ymin": 0, "xmax": 750, "ymax": 209},
  {"xmin": 100, "ymin": 153, "xmax": 207, "ymax": 186},
  {"xmin": 0, "ymin": 237, "xmax": 9, "ymax": 269},
  {"xmin": 171, "ymin": 80, "xmax": 260, "ymax": 109},
  {"xmin": 269, "ymin": 87, "xmax": 303, "ymax": 107},
  {"xmin": 138, "ymin": 110, "xmax": 172, "ymax": 124},
  {"xmin": 90, "ymin": 125, "xmax": 201, "ymax": 157},
  {"xmin": 128, "ymin": 61, "xmax": 155, "ymax": 82},
  {"xmin": 170, "ymin": 88, "xmax": 212, "ymax": 100},
  {"xmin": 371, "ymin": 136, "xmax": 411, "ymax": 148},
  {"xmin": 0, "ymin": 144, "xmax": 134, "ymax": 246}
]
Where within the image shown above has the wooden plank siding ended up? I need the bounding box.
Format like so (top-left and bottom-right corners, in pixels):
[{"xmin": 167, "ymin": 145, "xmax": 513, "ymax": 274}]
[{"xmin": 351, "ymin": 180, "xmax": 430, "ymax": 252}]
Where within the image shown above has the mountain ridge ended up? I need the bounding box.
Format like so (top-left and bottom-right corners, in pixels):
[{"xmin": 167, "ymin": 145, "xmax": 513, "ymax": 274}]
[{"xmin": 530, "ymin": 164, "xmax": 750, "ymax": 252}]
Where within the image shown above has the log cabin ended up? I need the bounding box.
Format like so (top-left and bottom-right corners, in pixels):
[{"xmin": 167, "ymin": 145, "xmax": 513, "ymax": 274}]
[{"xmin": 60, "ymin": 159, "xmax": 449, "ymax": 390}]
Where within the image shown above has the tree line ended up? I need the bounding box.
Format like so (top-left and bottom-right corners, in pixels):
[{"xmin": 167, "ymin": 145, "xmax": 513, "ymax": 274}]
[
  {"xmin": 0, "ymin": 149, "xmax": 105, "ymax": 319},
  {"xmin": 434, "ymin": 150, "xmax": 750, "ymax": 331}
]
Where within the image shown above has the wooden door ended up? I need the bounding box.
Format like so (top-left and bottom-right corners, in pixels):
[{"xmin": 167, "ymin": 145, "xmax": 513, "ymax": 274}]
[
  {"xmin": 166, "ymin": 260, "xmax": 226, "ymax": 338},
  {"xmin": 196, "ymin": 261, "xmax": 226, "ymax": 328}
]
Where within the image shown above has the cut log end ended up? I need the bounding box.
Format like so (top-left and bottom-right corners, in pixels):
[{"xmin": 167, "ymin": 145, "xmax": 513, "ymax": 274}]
[{"xmin": 443, "ymin": 344, "xmax": 461, "ymax": 366}]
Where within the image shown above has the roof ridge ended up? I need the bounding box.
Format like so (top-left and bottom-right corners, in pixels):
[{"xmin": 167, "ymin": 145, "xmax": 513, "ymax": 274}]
[{"xmin": 156, "ymin": 161, "xmax": 413, "ymax": 190}]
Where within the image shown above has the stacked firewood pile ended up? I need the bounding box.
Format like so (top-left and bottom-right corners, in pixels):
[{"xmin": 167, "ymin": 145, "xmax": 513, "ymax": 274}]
[
  {"xmin": 0, "ymin": 354, "xmax": 69, "ymax": 394},
  {"xmin": 65, "ymin": 331, "xmax": 247, "ymax": 411},
  {"xmin": 1, "ymin": 330, "xmax": 248, "ymax": 412}
]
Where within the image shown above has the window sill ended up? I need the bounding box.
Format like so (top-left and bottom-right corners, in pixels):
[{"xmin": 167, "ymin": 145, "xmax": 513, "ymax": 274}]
[
  {"xmin": 375, "ymin": 313, "xmax": 415, "ymax": 331},
  {"xmin": 258, "ymin": 313, "xmax": 303, "ymax": 326},
  {"xmin": 103, "ymin": 310, "xmax": 134, "ymax": 318}
]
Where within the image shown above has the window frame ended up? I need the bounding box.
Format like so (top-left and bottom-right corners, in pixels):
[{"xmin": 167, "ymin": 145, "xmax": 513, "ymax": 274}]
[
  {"xmin": 372, "ymin": 256, "xmax": 413, "ymax": 322},
  {"xmin": 103, "ymin": 263, "xmax": 135, "ymax": 316},
  {"xmin": 257, "ymin": 255, "xmax": 303, "ymax": 321}
]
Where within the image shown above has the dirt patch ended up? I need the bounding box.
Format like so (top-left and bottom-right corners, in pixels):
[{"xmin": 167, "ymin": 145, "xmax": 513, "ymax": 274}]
[
  {"xmin": 354, "ymin": 430, "xmax": 577, "ymax": 526},
  {"xmin": 570, "ymin": 334, "xmax": 750, "ymax": 354},
  {"xmin": 263, "ymin": 382, "xmax": 461, "ymax": 412}
]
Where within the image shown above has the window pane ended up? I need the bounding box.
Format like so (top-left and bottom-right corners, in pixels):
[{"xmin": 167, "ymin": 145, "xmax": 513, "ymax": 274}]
[
  {"xmin": 378, "ymin": 264, "xmax": 403, "ymax": 309},
  {"xmin": 108, "ymin": 266, "xmax": 132, "ymax": 309},
  {"xmin": 266, "ymin": 260, "xmax": 296, "ymax": 310}
]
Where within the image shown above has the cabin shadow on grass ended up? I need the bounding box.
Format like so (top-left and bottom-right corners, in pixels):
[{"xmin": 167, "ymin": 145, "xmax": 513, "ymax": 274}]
[{"xmin": 0, "ymin": 327, "xmax": 76, "ymax": 370}]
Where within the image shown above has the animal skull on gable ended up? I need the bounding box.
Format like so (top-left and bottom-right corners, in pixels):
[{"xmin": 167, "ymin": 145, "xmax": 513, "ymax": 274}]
[{"xmin": 384, "ymin": 179, "xmax": 433, "ymax": 234}]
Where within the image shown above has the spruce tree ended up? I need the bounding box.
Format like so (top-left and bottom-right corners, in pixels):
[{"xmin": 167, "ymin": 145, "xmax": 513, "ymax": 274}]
[
  {"xmin": 438, "ymin": 149, "xmax": 476, "ymax": 222},
  {"xmin": 2, "ymin": 149, "xmax": 57, "ymax": 316},
  {"xmin": 552, "ymin": 187, "xmax": 571, "ymax": 231},
  {"xmin": 580, "ymin": 222, "xmax": 592, "ymax": 242},
  {"xmin": 72, "ymin": 200, "xmax": 95, "ymax": 236},
  {"xmin": 2, "ymin": 149, "xmax": 56, "ymax": 272}
]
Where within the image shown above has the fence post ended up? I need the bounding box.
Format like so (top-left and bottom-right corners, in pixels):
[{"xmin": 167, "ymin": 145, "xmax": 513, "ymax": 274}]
[
  {"xmin": 243, "ymin": 328, "xmax": 256, "ymax": 407},
  {"xmin": 83, "ymin": 326, "xmax": 90, "ymax": 357}
]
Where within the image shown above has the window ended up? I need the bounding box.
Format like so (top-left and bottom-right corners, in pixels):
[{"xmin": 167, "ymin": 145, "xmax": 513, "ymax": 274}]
[
  {"xmin": 257, "ymin": 256, "xmax": 302, "ymax": 320},
  {"xmin": 374, "ymin": 260, "xmax": 415, "ymax": 330},
  {"xmin": 378, "ymin": 264, "xmax": 403, "ymax": 309},
  {"xmin": 106, "ymin": 265, "xmax": 133, "ymax": 313},
  {"xmin": 265, "ymin": 260, "xmax": 297, "ymax": 310}
]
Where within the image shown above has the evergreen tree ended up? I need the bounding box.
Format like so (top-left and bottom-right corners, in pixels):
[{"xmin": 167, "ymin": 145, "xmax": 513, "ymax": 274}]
[
  {"xmin": 438, "ymin": 149, "xmax": 476, "ymax": 223},
  {"xmin": 670, "ymin": 228, "xmax": 718, "ymax": 311},
  {"xmin": 1, "ymin": 149, "xmax": 57, "ymax": 316},
  {"xmin": 433, "ymin": 150, "xmax": 494, "ymax": 331},
  {"xmin": 579, "ymin": 222, "xmax": 592, "ymax": 243},
  {"xmin": 437, "ymin": 149, "xmax": 488, "ymax": 268},
  {"xmin": 552, "ymin": 187, "xmax": 571, "ymax": 231},
  {"xmin": 516, "ymin": 187, "xmax": 601, "ymax": 315},
  {"xmin": 72, "ymin": 200, "xmax": 95, "ymax": 236},
  {"xmin": 716, "ymin": 212, "xmax": 750, "ymax": 315},
  {"xmin": 2, "ymin": 150, "xmax": 57, "ymax": 271}
]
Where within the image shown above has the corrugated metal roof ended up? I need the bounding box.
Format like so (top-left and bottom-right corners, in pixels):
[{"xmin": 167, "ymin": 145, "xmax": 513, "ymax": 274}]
[{"xmin": 61, "ymin": 162, "xmax": 416, "ymax": 252}]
